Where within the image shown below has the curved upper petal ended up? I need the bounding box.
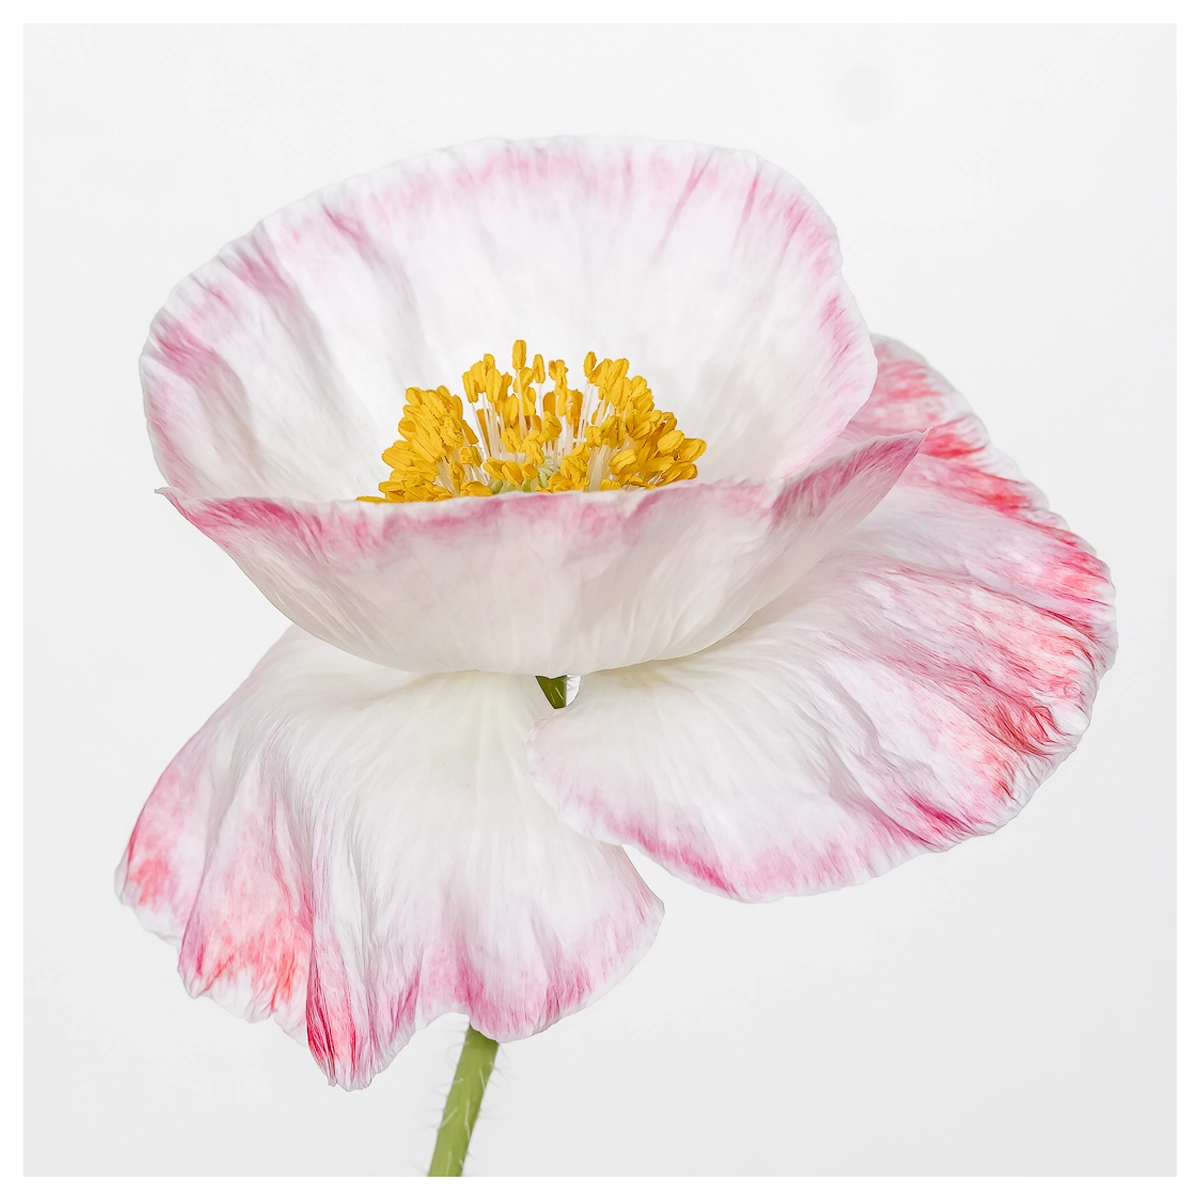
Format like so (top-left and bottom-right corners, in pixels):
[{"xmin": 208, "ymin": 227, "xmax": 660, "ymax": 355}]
[
  {"xmin": 115, "ymin": 627, "xmax": 662, "ymax": 1090},
  {"xmin": 164, "ymin": 433, "xmax": 921, "ymax": 675},
  {"xmin": 143, "ymin": 137, "xmax": 875, "ymax": 500},
  {"xmin": 527, "ymin": 338, "xmax": 1116, "ymax": 901}
]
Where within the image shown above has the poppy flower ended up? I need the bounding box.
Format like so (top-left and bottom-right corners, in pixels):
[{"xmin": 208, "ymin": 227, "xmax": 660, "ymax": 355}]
[{"xmin": 117, "ymin": 137, "xmax": 1114, "ymax": 1156}]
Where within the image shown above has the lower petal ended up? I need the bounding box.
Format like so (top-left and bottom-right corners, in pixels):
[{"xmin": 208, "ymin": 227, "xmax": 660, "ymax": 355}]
[
  {"xmin": 528, "ymin": 341, "xmax": 1116, "ymax": 901},
  {"xmin": 116, "ymin": 628, "xmax": 662, "ymax": 1089}
]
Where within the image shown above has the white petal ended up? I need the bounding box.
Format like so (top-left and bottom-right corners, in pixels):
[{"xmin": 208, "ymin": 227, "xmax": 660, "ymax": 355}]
[
  {"xmin": 528, "ymin": 339, "xmax": 1116, "ymax": 900},
  {"xmin": 143, "ymin": 136, "xmax": 874, "ymax": 500},
  {"xmin": 164, "ymin": 433, "xmax": 922, "ymax": 675},
  {"xmin": 116, "ymin": 627, "xmax": 662, "ymax": 1089}
]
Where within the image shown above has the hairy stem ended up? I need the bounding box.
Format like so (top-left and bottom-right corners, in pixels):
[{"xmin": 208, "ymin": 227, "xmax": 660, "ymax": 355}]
[{"xmin": 428, "ymin": 1025, "xmax": 500, "ymax": 1176}]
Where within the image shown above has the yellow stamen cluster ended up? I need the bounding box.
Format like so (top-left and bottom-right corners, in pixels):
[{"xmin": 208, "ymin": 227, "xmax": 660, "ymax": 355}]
[{"xmin": 358, "ymin": 341, "xmax": 706, "ymax": 503}]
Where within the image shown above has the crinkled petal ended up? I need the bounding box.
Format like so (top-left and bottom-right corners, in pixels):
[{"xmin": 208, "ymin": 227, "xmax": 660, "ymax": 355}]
[
  {"xmin": 116, "ymin": 627, "xmax": 662, "ymax": 1089},
  {"xmin": 528, "ymin": 338, "xmax": 1116, "ymax": 900},
  {"xmin": 163, "ymin": 433, "xmax": 922, "ymax": 675},
  {"xmin": 143, "ymin": 137, "xmax": 874, "ymax": 500}
]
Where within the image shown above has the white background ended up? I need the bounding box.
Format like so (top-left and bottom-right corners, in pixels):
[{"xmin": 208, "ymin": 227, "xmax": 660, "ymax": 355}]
[{"xmin": 24, "ymin": 23, "xmax": 1174, "ymax": 1176}]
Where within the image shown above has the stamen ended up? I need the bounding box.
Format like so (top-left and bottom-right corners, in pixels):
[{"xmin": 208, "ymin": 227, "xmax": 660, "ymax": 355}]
[{"xmin": 358, "ymin": 341, "xmax": 706, "ymax": 503}]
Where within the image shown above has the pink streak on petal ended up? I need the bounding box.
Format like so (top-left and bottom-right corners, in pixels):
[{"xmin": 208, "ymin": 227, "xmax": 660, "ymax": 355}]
[
  {"xmin": 155, "ymin": 431, "xmax": 921, "ymax": 677},
  {"xmin": 117, "ymin": 632, "xmax": 663, "ymax": 1089},
  {"xmin": 528, "ymin": 338, "xmax": 1115, "ymax": 902},
  {"xmin": 142, "ymin": 137, "xmax": 875, "ymax": 502}
]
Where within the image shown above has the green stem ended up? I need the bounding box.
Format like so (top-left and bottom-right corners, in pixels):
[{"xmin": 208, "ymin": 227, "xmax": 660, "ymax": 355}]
[
  {"xmin": 428, "ymin": 1025, "xmax": 500, "ymax": 1176},
  {"xmin": 536, "ymin": 674, "xmax": 569, "ymax": 709}
]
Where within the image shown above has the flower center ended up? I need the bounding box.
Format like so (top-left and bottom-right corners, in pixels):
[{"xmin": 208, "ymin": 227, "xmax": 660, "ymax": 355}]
[{"xmin": 358, "ymin": 341, "xmax": 706, "ymax": 503}]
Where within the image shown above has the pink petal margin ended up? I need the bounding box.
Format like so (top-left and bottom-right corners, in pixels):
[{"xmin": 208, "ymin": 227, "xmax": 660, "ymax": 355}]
[
  {"xmin": 116, "ymin": 631, "xmax": 662, "ymax": 1089},
  {"xmin": 527, "ymin": 337, "xmax": 1117, "ymax": 901},
  {"xmin": 142, "ymin": 136, "xmax": 875, "ymax": 502},
  {"xmin": 158, "ymin": 432, "xmax": 923, "ymax": 676}
]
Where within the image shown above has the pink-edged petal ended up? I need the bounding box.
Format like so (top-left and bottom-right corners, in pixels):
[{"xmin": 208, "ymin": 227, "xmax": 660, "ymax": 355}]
[
  {"xmin": 836, "ymin": 337, "xmax": 1114, "ymax": 629},
  {"xmin": 144, "ymin": 137, "xmax": 874, "ymax": 500},
  {"xmin": 834, "ymin": 334, "xmax": 1059, "ymax": 518},
  {"xmin": 528, "ymin": 340, "xmax": 1115, "ymax": 901},
  {"xmin": 116, "ymin": 627, "xmax": 662, "ymax": 1089},
  {"xmin": 163, "ymin": 433, "xmax": 921, "ymax": 676}
]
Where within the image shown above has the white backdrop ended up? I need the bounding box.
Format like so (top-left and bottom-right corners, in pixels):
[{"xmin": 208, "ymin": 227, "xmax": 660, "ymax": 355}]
[{"xmin": 24, "ymin": 24, "xmax": 1174, "ymax": 1176}]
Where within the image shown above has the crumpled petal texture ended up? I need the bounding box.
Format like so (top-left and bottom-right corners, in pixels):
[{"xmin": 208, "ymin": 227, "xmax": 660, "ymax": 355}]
[
  {"xmin": 528, "ymin": 338, "xmax": 1116, "ymax": 900},
  {"xmin": 116, "ymin": 627, "xmax": 662, "ymax": 1089},
  {"xmin": 143, "ymin": 135, "xmax": 885, "ymax": 676},
  {"xmin": 164, "ymin": 432, "xmax": 921, "ymax": 675},
  {"xmin": 124, "ymin": 124, "xmax": 1117, "ymax": 1089},
  {"xmin": 143, "ymin": 137, "xmax": 875, "ymax": 500}
]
